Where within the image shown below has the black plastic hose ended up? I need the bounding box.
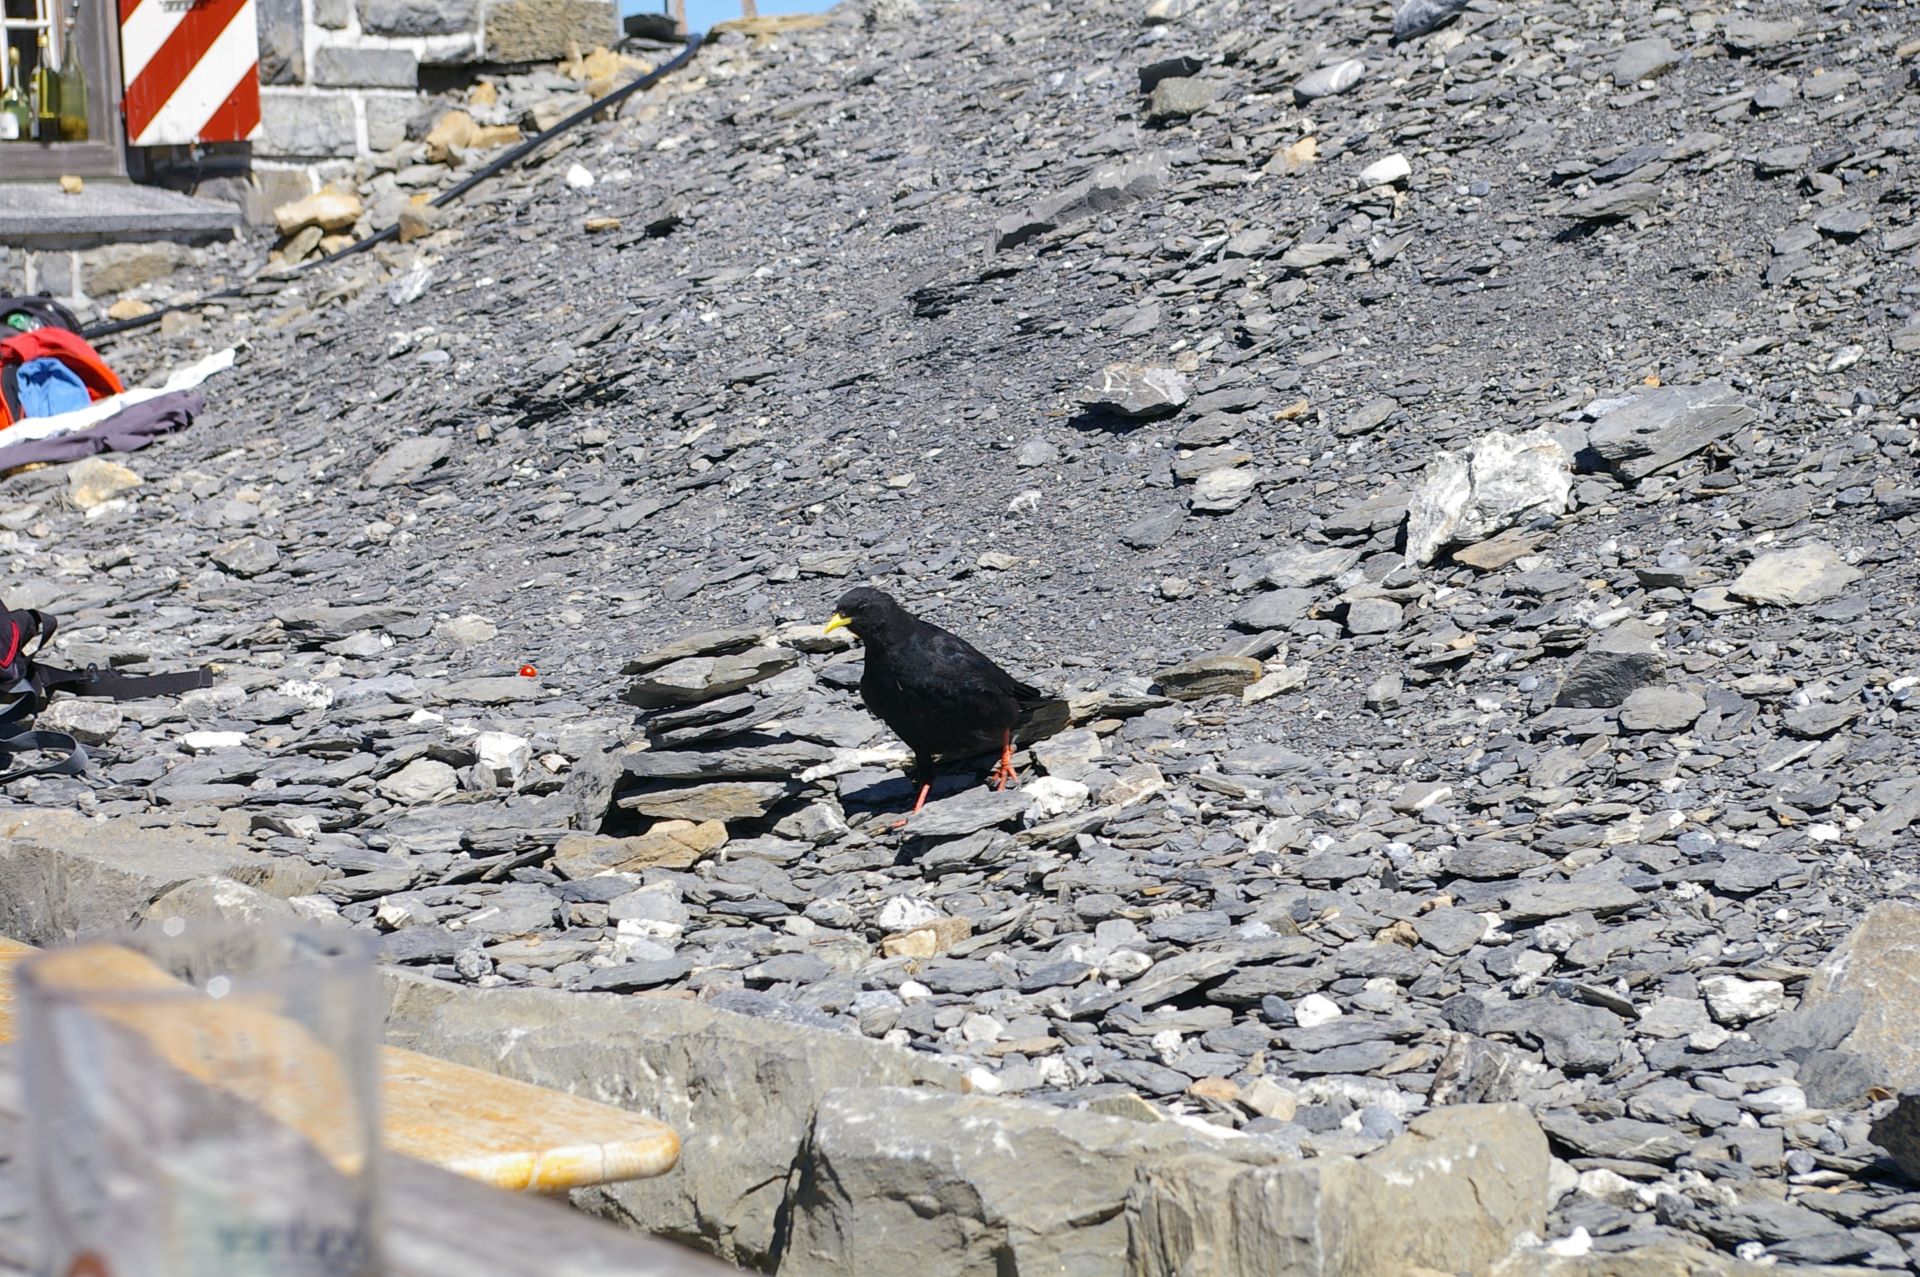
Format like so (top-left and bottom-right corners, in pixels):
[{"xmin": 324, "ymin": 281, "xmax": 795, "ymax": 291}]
[{"xmin": 85, "ymin": 33, "xmax": 705, "ymax": 342}]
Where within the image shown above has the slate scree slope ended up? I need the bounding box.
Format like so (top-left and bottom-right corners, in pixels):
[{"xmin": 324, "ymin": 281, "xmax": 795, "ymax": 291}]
[{"xmin": 6, "ymin": 0, "xmax": 1920, "ymax": 1268}]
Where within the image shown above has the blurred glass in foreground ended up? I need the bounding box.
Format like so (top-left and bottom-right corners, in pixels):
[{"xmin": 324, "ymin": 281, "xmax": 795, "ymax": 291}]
[{"xmin": 18, "ymin": 923, "xmax": 382, "ymax": 1277}]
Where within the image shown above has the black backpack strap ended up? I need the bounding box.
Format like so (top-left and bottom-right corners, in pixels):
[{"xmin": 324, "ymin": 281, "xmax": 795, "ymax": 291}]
[
  {"xmin": 0, "ymin": 676, "xmax": 34, "ymax": 729},
  {"xmin": 14, "ymin": 607, "xmax": 55, "ymax": 652},
  {"xmin": 36, "ymin": 665, "xmax": 215, "ymax": 699},
  {"xmin": 0, "ymin": 604, "xmax": 209, "ymax": 788},
  {"xmin": 0, "ymin": 663, "xmax": 206, "ymax": 790},
  {"xmin": 0, "ymin": 727, "xmax": 86, "ymax": 785},
  {"xmin": 3, "ymin": 608, "xmax": 210, "ymax": 702},
  {"xmin": 0, "ymin": 674, "xmax": 84, "ymax": 785}
]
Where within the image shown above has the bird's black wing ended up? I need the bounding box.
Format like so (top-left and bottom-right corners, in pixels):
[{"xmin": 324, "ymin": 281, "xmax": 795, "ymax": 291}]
[{"xmin": 906, "ymin": 620, "xmax": 1043, "ymax": 704}]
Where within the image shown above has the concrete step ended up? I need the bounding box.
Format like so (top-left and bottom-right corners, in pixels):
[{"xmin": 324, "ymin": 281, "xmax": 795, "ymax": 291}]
[{"xmin": 0, "ymin": 180, "xmax": 239, "ymax": 249}]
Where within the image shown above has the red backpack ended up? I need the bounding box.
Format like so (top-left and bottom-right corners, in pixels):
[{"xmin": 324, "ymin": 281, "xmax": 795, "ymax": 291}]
[{"xmin": 0, "ymin": 328, "xmax": 125, "ymax": 428}]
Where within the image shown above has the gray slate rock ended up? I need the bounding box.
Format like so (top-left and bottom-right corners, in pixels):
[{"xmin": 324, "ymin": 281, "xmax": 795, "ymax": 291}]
[
  {"xmin": 622, "ymin": 742, "xmax": 834, "ymax": 782},
  {"xmin": 904, "ymin": 788, "xmax": 1037, "ymax": 838},
  {"xmin": 1585, "ymin": 382, "xmax": 1757, "ymax": 481},
  {"xmin": 1344, "ymin": 598, "xmax": 1403, "ymax": 636},
  {"xmin": 1390, "ymin": 0, "xmax": 1467, "ymax": 42},
  {"xmin": 1613, "ymin": 38, "xmax": 1679, "ymax": 86},
  {"xmin": 1538, "ymin": 1112, "xmax": 1689, "ymax": 1163},
  {"xmin": 1233, "ymin": 588, "xmax": 1315, "ymax": 632},
  {"xmin": 361, "ymin": 436, "xmax": 452, "ymax": 487},
  {"xmin": 1414, "ymin": 908, "xmax": 1487, "ymax": 956},
  {"xmin": 1870, "ymin": 1092, "xmax": 1920, "ymax": 1182},
  {"xmin": 620, "ymin": 781, "xmax": 794, "ymax": 822},
  {"xmin": 1133, "ymin": 1105, "xmax": 1549, "ymax": 1276},
  {"xmin": 1556, "ymin": 624, "xmax": 1666, "ymax": 708},
  {"xmin": 784, "ymin": 1087, "xmax": 1282, "ymax": 1277},
  {"xmin": 213, "ymin": 535, "xmax": 282, "ymax": 576},
  {"xmin": 625, "ymin": 648, "xmax": 800, "ymax": 708},
  {"xmin": 1722, "ymin": 17, "xmax": 1801, "ymax": 51},
  {"xmin": 1294, "ymin": 59, "xmax": 1364, "ymax": 103},
  {"xmin": 623, "ymin": 628, "xmax": 767, "ymax": 674},
  {"xmin": 995, "ymin": 154, "xmax": 1171, "ymax": 250},
  {"xmin": 1618, "ymin": 687, "xmax": 1706, "ymax": 733},
  {"xmin": 1503, "ymin": 880, "xmax": 1641, "ymax": 923},
  {"xmin": 1754, "ymin": 143, "xmax": 1811, "ymax": 176},
  {"xmin": 1711, "ymin": 851, "xmax": 1795, "ymax": 895},
  {"xmin": 1147, "ymin": 77, "xmax": 1218, "ymax": 122},
  {"xmin": 36, "ymin": 699, "xmax": 123, "ymax": 746},
  {"xmin": 1078, "ymin": 363, "xmax": 1190, "ymax": 419},
  {"xmin": 1562, "ymin": 182, "xmax": 1661, "ymax": 222},
  {"xmin": 1800, "ymin": 905, "xmax": 1920, "ymax": 1093},
  {"xmin": 1728, "ymin": 543, "xmax": 1863, "ymax": 607},
  {"xmin": 1153, "ymin": 655, "xmax": 1262, "ymax": 701},
  {"xmin": 1120, "ymin": 506, "xmax": 1184, "ymax": 550},
  {"xmin": 1445, "ymin": 841, "xmax": 1550, "ymax": 880},
  {"xmin": 1260, "ymin": 544, "xmax": 1360, "ymax": 589}
]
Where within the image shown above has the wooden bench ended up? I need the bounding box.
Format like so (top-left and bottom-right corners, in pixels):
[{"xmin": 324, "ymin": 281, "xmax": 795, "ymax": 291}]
[{"xmin": 0, "ymin": 935, "xmax": 679, "ymax": 1196}]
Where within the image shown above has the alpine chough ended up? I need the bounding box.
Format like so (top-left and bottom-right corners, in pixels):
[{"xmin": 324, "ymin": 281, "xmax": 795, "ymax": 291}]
[{"xmin": 825, "ymin": 587, "xmax": 1052, "ymax": 817}]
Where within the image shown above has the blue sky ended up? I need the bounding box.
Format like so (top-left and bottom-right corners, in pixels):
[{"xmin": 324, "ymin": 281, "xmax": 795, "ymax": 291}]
[{"xmin": 623, "ymin": 0, "xmax": 834, "ymax": 32}]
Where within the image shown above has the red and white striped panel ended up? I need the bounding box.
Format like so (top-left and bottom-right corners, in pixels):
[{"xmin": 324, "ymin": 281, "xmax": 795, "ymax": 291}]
[{"xmin": 119, "ymin": 0, "xmax": 262, "ymax": 147}]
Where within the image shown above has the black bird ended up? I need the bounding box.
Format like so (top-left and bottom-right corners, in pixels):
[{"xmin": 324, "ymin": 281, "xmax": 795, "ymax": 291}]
[{"xmin": 825, "ymin": 587, "xmax": 1052, "ymax": 817}]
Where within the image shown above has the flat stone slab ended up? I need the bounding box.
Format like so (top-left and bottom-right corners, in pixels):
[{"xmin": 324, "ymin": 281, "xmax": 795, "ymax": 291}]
[
  {"xmin": 1728, "ymin": 542, "xmax": 1863, "ymax": 606},
  {"xmin": 903, "ymin": 787, "xmax": 1036, "ymax": 838},
  {"xmin": 0, "ymin": 181, "xmax": 239, "ymax": 247},
  {"xmin": 0, "ymin": 809, "xmax": 322, "ymax": 942},
  {"xmin": 1585, "ymin": 381, "xmax": 1757, "ymax": 480}
]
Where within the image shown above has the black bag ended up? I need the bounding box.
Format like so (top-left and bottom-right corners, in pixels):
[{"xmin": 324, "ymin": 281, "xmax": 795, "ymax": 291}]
[
  {"xmin": 0, "ymin": 602, "xmax": 214, "ymax": 784},
  {"xmin": 0, "ymin": 294, "xmax": 82, "ymax": 335}
]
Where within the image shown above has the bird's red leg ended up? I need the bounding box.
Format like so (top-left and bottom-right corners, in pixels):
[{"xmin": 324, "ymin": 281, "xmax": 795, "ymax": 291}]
[
  {"xmin": 889, "ymin": 780, "xmax": 933, "ymax": 831},
  {"xmin": 989, "ymin": 728, "xmax": 1017, "ymax": 790}
]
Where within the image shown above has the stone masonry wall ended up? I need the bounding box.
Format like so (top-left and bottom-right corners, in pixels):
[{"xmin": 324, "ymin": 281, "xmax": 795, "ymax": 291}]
[
  {"xmin": 2, "ymin": 241, "xmax": 223, "ymax": 310},
  {"xmin": 0, "ymin": 0, "xmax": 621, "ymax": 306},
  {"xmin": 254, "ymin": 0, "xmax": 618, "ymax": 192}
]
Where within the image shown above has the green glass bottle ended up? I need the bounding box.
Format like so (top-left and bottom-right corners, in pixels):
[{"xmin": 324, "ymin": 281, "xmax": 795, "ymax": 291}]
[
  {"xmin": 1, "ymin": 49, "xmax": 30, "ymax": 142},
  {"xmin": 57, "ymin": 19, "xmax": 87, "ymax": 141},
  {"xmin": 31, "ymin": 32, "xmax": 57, "ymax": 142}
]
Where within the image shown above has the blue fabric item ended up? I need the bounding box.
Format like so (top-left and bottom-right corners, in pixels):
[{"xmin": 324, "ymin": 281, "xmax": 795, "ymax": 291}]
[{"xmin": 16, "ymin": 358, "xmax": 91, "ymax": 418}]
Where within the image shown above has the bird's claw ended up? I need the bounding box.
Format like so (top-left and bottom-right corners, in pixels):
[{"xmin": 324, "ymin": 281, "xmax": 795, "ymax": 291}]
[{"xmin": 989, "ymin": 735, "xmax": 1018, "ymax": 791}]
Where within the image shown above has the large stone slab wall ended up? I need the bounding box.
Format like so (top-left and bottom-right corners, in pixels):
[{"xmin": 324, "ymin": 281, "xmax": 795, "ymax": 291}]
[
  {"xmin": 0, "ymin": 240, "xmax": 243, "ymax": 309},
  {"xmin": 0, "ymin": 809, "xmax": 325, "ymax": 941},
  {"xmin": 381, "ymin": 971, "xmax": 1554, "ymax": 1276}
]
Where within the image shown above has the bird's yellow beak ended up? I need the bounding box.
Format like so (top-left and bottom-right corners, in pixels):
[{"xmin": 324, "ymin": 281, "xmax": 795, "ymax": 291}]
[{"xmin": 824, "ymin": 613, "xmax": 852, "ymax": 636}]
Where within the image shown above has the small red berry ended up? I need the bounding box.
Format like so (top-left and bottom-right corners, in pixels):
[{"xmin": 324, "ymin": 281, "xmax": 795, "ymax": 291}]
[{"xmin": 519, "ymin": 664, "xmax": 538, "ymax": 678}]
